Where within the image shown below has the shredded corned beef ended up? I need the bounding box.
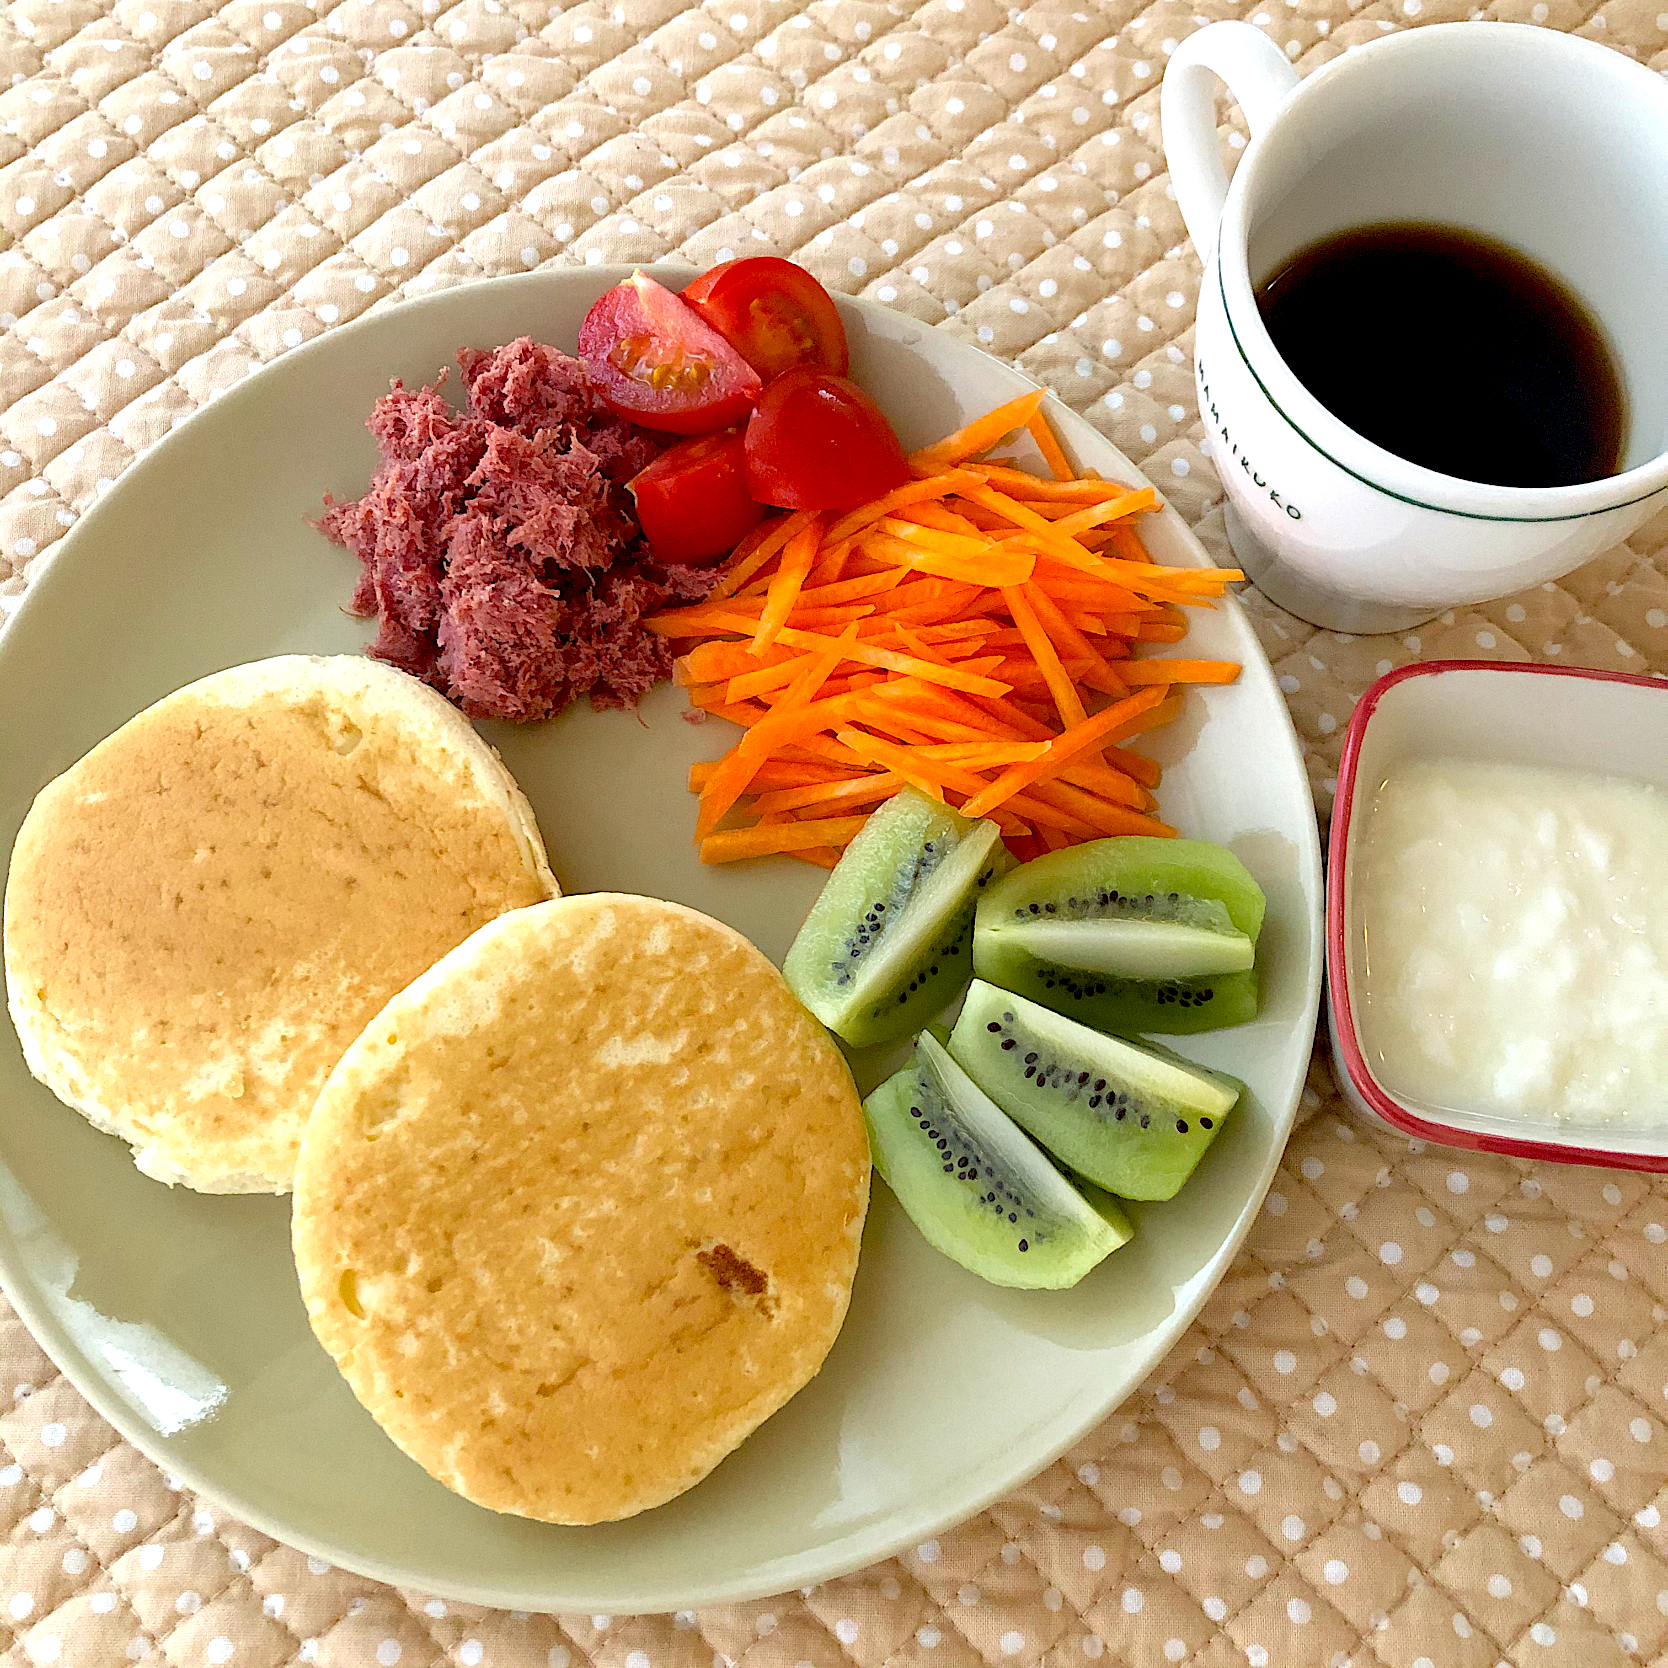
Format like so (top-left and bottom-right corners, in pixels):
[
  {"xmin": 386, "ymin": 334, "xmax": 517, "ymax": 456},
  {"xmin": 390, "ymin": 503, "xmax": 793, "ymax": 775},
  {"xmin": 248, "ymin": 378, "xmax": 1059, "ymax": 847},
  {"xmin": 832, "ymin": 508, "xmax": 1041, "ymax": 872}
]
[{"xmin": 319, "ymin": 337, "xmax": 720, "ymax": 723}]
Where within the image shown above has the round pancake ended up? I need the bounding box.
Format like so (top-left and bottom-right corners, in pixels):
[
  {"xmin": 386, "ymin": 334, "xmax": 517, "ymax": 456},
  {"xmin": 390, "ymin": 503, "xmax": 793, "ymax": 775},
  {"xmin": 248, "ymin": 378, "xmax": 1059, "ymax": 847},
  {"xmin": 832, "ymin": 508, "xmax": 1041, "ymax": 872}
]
[
  {"xmin": 3, "ymin": 655, "xmax": 555, "ymax": 1194},
  {"xmin": 292, "ymin": 894, "xmax": 870, "ymax": 1525}
]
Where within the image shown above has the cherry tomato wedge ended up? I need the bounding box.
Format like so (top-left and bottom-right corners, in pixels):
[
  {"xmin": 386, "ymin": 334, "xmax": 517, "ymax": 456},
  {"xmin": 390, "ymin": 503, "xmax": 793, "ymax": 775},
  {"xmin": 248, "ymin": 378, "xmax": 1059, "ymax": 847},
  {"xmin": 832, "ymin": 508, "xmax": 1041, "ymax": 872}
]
[
  {"xmin": 577, "ymin": 271, "xmax": 762, "ymax": 435},
  {"xmin": 629, "ymin": 429, "xmax": 764, "ymax": 566},
  {"xmin": 743, "ymin": 369, "xmax": 910, "ymax": 511},
  {"xmin": 681, "ymin": 257, "xmax": 850, "ymax": 381}
]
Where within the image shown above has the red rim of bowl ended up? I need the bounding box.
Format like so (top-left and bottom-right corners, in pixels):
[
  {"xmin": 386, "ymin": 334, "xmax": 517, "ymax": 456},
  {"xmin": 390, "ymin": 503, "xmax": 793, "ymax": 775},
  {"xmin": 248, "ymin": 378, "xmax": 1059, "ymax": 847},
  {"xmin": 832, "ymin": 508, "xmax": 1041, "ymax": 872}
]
[{"xmin": 1326, "ymin": 659, "xmax": 1668, "ymax": 1173}]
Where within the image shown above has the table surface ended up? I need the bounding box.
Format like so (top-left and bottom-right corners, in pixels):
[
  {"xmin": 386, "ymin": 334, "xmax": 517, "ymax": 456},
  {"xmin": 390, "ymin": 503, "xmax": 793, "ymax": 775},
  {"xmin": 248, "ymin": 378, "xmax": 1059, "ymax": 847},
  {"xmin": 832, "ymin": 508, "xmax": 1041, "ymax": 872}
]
[{"xmin": 3, "ymin": 2, "xmax": 1668, "ymax": 1664}]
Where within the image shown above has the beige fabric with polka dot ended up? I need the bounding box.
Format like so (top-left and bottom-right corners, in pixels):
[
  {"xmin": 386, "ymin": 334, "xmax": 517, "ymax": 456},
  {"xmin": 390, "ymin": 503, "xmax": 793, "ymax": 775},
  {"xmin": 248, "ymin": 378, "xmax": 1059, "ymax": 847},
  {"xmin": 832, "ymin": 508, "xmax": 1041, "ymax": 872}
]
[{"xmin": 3, "ymin": 0, "xmax": 1668, "ymax": 1661}]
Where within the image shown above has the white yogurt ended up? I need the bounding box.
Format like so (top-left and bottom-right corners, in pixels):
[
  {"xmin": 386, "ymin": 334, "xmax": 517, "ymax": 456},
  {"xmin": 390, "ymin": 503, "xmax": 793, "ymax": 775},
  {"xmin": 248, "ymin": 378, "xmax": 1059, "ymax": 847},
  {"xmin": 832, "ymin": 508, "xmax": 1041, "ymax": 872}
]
[{"xmin": 1353, "ymin": 757, "xmax": 1668, "ymax": 1126}]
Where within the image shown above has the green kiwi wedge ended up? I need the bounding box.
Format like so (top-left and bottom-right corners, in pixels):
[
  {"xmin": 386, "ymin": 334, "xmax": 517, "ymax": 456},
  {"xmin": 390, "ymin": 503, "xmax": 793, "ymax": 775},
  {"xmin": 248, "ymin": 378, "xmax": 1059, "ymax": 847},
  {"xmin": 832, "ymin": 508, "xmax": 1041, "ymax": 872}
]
[
  {"xmin": 948, "ymin": 980, "xmax": 1240, "ymax": 1201},
  {"xmin": 863, "ymin": 1033, "xmax": 1133, "ymax": 1289},
  {"xmin": 783, "ymin": 787, "xmax": 1011, "ymax": 1049},
  {"xmin": 973, "ymin": 836, "xmax": 1266, "ymax": 1034}
]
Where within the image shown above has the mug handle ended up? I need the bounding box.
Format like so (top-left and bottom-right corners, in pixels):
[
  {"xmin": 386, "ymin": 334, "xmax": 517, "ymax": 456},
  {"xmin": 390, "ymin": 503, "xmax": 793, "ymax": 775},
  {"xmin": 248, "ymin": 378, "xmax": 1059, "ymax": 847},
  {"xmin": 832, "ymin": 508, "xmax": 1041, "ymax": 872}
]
[{"xmin": 1161, "ymin": 22, "xmax": 1301, "ymax": 262}]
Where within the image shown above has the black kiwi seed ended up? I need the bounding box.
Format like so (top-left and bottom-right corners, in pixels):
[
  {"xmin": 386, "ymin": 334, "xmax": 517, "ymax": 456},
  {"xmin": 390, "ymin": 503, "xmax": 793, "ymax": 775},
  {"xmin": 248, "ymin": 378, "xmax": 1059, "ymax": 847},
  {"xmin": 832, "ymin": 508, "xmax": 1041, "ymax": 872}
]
[
  {"xmin": 1001, "ymin": 1038, "xmax": 1016, "ymax": 1050},
  {"xmin": 1176, "ymin": 1119, "xmax": 1188, "ymax": 1133},
  {"xmin": 987, "ymin": 1021, "xmax": 1001, "ymax": 1033},
  {"xmin": 1201, "ymin": 1117, "xmax": 1213, "ymax": 1130}
]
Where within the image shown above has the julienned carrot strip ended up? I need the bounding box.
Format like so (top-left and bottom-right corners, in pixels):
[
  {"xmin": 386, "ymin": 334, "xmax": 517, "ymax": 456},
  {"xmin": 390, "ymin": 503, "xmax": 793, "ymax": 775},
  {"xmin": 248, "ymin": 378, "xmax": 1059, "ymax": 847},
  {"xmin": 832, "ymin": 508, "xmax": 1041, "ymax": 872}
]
[
  {"xmin": 725, "ymin": 650, "xmax": 822, "ymax": 704},
  {"xmin": 878, "ymin": 518, "xmax": 993, "ymax": 560},
  {"xmin": 689, "ymin": 758, "xmax": 851, "ymax": 792},
  {"xmin": 960, "ymin": 687, "xmax": 1169, "ymax": 818},
  {"xmin": 965, "ymin": 485, "xmax": 1102, "ymax": 570},
  {"xmin": 695, "ymin": 625, "xmax": 857, "ymax": 841},
  {"xmin": 888, "ymin": 619, "xmax": 1003, "ymax": 646},
  {"xmin": 753, "ymin": 516, "xmax": 822, "ymax": 651},
  {"xmin": 673, "ymin": 613, "xmax": 1015, "ymax": 698},
  {"xmin": 969, "ymin": 467, "xmax": 1130, "ymax": 506},
  {"xmin": 1135, "ymin": 621, "xmax": 1189, "ymax": 644},
  {"xmin": 1026, "ymin": 410, "xmax": 1073, "ymax": 482},
  {"xmin": 860, "ymin": 531, "xmax": 1036, "ymax": 589},
  {"xmin": 1002, "ymin": 585, "xmax": 1087, "ymax": 729},
  {"xmin": 836, "ymin": 729, "xmax": 1099, "ymax": 837},
  {"xmin": 1051, "ymin": 760, "xmax": 1151, "ymax": 812},
  {"xmin": 835, "ymin": 728, "xmax": 958, "ymax": 797},
  {"xmin": 909, "ymin": 389, "xmax": 1047, "ymax": 473},
  {"xmin": 1050, "ymin": 488, "xmax": 1159, "ymax": 538},
  {"xmin": 701, "ymin": 816, "xmax": 871, "ymax": 863},
  {"xmin": 791, "ymin": 848, "xmax": 843, "ymax": 870},
  {"xmin": 1116, "ymin": 659, "xmax": 1242, "ymax": 686},
  {"xmin": 751, "ymin": 772, "xmax": 907, "ymax": 815},
  {"xmin": 720, "ymin": 570, "xmax": 904, "ymax": 617},
  {"xmin": 738, "ymin": 688, "xmax": 868, "ymax": 756},
  {"xmin": 813, "ymin": 542, "xmax": 852, "ymax": 585},
  {"xmin": 896, "ymin": 502, "xmax": 991, "ymax": 539},
  {"xmin": 1027, "ymin": 777, "xmax": 1175, "ymax": 839},
  {"xmin": 1032, "ymin": 568, "xmax": 1150, "ymax": 613},
  {"xmin": 823, "ymin": 469, "xmax": 984, "ymax": 543},
  {"xmin": 1021, "ymin": 581, "xmax": 1128, "ymax": 698},
  {"xmin": 706, "ymin": 510, "xmax": 814, "ymax": 601},
  {"xmin": 1095, "ymin": 747, "xmax": 1161, "ymax": 790},
  {"xmin": 918, "ymin": 740, "xmax": 1051, "ymax": 765}
]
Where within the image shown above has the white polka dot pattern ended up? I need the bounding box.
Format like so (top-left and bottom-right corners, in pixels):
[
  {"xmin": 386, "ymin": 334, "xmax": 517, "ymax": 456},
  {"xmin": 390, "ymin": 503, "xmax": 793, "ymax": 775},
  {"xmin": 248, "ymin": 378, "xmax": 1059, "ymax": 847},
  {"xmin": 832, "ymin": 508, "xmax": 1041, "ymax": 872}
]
[{"xmin": 2, "ymin": 1, "xmax": 1668, "ymax": 1665}]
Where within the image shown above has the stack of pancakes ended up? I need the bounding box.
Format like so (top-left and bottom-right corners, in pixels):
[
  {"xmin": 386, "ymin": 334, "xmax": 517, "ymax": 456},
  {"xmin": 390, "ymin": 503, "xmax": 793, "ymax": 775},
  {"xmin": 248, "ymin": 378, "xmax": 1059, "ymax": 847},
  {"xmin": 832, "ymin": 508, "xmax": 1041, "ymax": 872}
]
[{"xmin": 3, "ymin": 656, "xmax": 869, "ymax": 1523}]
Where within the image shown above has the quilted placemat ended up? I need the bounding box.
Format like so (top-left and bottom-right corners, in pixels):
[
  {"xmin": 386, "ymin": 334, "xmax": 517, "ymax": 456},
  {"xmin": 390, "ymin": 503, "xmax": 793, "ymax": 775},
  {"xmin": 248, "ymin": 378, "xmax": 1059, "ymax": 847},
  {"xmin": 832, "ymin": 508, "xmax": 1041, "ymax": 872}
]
[{"xmin": 4, "ymin": 1, "xmax": 1668, "ymax": 1664}]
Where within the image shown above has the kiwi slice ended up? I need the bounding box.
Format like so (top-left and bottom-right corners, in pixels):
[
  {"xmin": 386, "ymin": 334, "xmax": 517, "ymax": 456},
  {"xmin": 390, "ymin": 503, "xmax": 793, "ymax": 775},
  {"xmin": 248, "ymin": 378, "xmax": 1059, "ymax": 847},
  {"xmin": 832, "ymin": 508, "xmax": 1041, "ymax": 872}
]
[
  {"xmin": 974, "ymin": 836, "xmax": 1267, "ymax": 1034},
  {"xmin": 784, "ymin": 787, "xmax": 1011, "ymax": 1049},
  {"xmin": 863, "ymin": 1033, "xmax": 1133, "ymax": 1289},
  {"xmin": 949, "ymin": 981, "xmax": 1240, "ymax": 1201}
]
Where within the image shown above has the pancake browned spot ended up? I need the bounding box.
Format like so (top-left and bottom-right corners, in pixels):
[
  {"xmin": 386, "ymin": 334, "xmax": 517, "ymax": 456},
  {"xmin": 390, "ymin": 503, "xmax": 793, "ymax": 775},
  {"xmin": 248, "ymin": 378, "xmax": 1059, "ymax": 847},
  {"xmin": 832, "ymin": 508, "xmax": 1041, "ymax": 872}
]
[
  {"xmin": 291, "ymin": 894, "xmax": 870, "ymax": 1525},
  {"xmin": 2, "ymin": 655, "xmax": 556, "ymax": 1193}
]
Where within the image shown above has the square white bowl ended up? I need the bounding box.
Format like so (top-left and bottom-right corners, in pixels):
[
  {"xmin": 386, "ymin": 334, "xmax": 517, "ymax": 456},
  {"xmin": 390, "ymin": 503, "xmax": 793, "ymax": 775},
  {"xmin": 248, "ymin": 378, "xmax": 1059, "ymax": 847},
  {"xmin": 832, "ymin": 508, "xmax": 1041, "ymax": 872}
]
[{"xmin": 1326, "ymin": 660, "xmax": 1668, "ymax": 1172}]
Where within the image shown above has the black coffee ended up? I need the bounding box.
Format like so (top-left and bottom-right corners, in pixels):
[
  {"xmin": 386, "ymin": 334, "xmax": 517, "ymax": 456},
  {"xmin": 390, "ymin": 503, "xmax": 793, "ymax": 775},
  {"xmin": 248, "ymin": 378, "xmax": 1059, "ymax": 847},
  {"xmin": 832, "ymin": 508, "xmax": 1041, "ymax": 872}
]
[{"xmin": 1254, "ymin": 222, "xmax": 1627, "ymax": 489}]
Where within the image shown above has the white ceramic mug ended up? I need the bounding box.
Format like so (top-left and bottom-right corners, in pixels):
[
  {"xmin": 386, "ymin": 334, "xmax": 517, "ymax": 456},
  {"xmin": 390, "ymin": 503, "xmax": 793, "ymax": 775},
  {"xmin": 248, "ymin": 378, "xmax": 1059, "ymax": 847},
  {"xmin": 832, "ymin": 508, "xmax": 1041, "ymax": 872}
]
[{"xmin": 1161, "ymin": 21, "xmax": 1668, "ymax": 633}]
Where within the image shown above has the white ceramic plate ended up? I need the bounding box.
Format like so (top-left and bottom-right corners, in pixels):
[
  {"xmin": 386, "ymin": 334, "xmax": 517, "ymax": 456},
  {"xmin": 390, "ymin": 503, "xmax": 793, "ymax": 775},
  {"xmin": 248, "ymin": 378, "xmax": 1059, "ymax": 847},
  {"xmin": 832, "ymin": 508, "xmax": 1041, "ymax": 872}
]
[{"xmin": 0, "ymin": 268, "xmax": 1323, "ymax": 1611}]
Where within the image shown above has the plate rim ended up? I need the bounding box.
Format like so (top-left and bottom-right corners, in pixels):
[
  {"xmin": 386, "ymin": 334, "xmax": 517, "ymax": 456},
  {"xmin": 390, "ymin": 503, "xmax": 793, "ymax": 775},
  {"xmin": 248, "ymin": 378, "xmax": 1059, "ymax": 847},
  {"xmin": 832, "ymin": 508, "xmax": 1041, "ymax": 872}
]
[{"xmin": 0, "ymin": 266, "xmax": 1324, "ymax": 1611}]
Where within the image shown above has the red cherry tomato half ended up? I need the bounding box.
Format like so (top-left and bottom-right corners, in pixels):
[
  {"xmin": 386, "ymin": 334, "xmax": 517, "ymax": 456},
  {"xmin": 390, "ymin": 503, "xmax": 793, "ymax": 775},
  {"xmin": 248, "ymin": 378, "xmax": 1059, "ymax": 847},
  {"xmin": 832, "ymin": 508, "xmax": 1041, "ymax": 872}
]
[
  {"xmin": 629, "ymin": 429, "xmax": 764, "ymax": 566},
  {"xmin": 577, "ymin": 271, "xmax": 763, "ymax": 435},
  {"xmin": 743, "ymin": 369, "xmax": 910, "ymax": 512},
  {"xmin": 681, "ymin": 257, "xmax": 850, "ymax": 381}
]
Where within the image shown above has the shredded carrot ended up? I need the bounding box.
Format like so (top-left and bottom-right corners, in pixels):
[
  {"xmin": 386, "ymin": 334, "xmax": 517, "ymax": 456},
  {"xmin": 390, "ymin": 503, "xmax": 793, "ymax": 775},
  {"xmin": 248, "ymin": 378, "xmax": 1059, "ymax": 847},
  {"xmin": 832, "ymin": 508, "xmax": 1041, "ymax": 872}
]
[
  {"xmin": 1025, "ymin": 409, "xmax": 1074, "ymax": 482},
  {"xmin": 1004, "ymin": 584, "xmax": 1089, "ymax": 729},
  {"xmin": 689, "ymin": 758, "xmax": 850, "ymax": 793},
  {"xmin": 751, "ymin": 772, "xmax": 907, "ymax": 815},
  {"xmin": 753, "ymin": 516, "xmax": 822, "ymax": 651},
  {"xmin": 700, "ymin": 816, "xmax": 871, "ymax": 863},
  {"xmin": 860, "ymin": 530, "xmax": 1036, "ymax": 589},
  {"xmin": 824, "ymin": 470, "xmax": 984, "ymax": 544},
  {"xmin": 646, "ymin": 391, "xmax": 1244, "ymax": 862},
  {"xmin": 695, "ymin": 624, "xmax": 856, "ymax": 842},
  {"xmin": 707, "ymin": 510, "xmax": 815, "ymax": 602},
  {"xmin": 909, "ymin": 390, "xmax": 1048, "ymax": 474},
  {"xmin": 960, "ymin": 687, "xmax": 1169, "ymax": 818},
  {"xmin": 1114, "ymin": 659, "xmax": 1242, "ymax": 686}
]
